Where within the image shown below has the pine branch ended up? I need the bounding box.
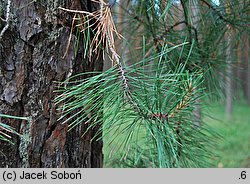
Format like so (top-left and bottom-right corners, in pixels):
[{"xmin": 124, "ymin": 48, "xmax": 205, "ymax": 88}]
[
  {"xmin": 200, "ymin": 0, "xmax": 250, "ymax": 27},
  {"xmin": 155, "ymin": 20, "xmax": 199, "ymax": 45},
  {"xmin": 180, "ymin": 0, "xmax": 192, "ymax": 43},
  {"xmin": 169, "ymin": 82, "xmax": 195, "ymax": 118},
  {"xmin": 59, "ymin": 0, "xmax": 146, "ymax": 118},
  {"xmin": 99, "ymin": 0, "xmax": 143, "ymax": 115},
  {"xmin": 57, "ymin": 0, "xmax": 215, "ymax": 168},
  {"xmin": 117, "ymin": 3, "xmax": 145, "ymax": 25},
  {"xmin": 200, "ymin": 0, "xmax": 233, "ymax": 25}
]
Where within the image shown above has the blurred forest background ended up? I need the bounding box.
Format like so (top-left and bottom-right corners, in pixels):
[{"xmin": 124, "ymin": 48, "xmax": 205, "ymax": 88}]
[{"xmin": 102, "ymin": 0, "xmax": 250, "ymax": 167}]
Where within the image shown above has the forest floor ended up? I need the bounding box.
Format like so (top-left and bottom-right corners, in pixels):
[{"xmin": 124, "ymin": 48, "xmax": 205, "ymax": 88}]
[
  {"xmin": 103, "ymin": 101, "xmax": 250, "ymax": 168},
  {"xmin": 203, "ymin": 101, "xmax": 250, "ymax": 168}
]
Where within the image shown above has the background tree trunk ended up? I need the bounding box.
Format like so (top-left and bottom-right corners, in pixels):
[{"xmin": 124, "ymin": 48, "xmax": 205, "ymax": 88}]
[
  {"xmin": 0, "ymin": 0, "xmax": 103, "ymax": 168},
  {"xmin": 225, "ymin": 30, "xmax": 233, "ymax": 119}
]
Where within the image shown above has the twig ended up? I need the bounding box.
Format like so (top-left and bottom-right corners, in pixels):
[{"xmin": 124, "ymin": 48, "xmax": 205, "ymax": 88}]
[
  {"xmin": 60, "ymin": 1, "xmax": 150, "ymax": 118},
  {"xmin": 169, "ymin": 82, "xmax": 195, "ymax": 118},
  {"xmin": 59, "ymin": 7, "xmax": 94, "ymax": 16},
  {"xmin": 0, "ymin": 0, "xmax": 11, "ymax": 41},
  {"xmin": 180, "ymin": 0, "xmax": 192, "ymax": 44},
  {"xmin": 0, "ymin": 17, "xmax": 6, "ymax": 22},
  {"xmin": 156, "ymin": 21, "xmax": 198, "ymax": 42},
  {"xmin": 200, "ymin": 0, "xmax": 233, "ymax": 25},
  {"xmin": 98, "ymin": 1, "xmax": 144, "ymax": 115},
  {"xmin": 118, "ymin": 4, "xmax": 145, "ymax": 25}
]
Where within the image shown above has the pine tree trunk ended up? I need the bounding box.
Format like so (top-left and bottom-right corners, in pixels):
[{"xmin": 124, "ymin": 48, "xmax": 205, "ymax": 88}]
[{"xmin": 0, "ymin": 0, "xmax": 103, "ymax": 168}]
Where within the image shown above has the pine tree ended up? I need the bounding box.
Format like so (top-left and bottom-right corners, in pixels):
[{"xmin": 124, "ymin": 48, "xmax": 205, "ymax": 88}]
[
  {"xmin": 1, "ymin": 0, "xmax": 249, "ymax": 168},
  {"xmin": 0, "ymin": 0, "xmax": 103, "ymax": 167}
]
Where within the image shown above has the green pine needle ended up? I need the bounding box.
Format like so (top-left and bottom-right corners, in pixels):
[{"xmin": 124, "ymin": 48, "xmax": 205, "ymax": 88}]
[{"xmin": 55, "ymin": 43, "xmax": 214, "ymax": 168}]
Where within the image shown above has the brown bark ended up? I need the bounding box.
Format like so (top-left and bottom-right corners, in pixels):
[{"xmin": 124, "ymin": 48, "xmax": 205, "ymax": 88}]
[{"xmin": 0, "ymin": 0, "xmax": 103, "ymax": 167}]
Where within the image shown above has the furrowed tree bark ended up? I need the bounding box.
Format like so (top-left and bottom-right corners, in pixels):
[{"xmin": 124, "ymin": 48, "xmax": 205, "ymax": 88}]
[{"xmin": 0, "ymin": 0, "xmax": 103, "ymax": 167}]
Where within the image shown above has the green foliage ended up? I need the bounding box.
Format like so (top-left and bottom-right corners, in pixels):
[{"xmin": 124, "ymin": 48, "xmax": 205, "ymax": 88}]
[
  {"xmin": 0, "ymin": 114, "xmax": 29, "ymax": 144},
  {"xmin": 55, "ymin": 42, "xmax": 216, "ymax": 167},
  {"xmin": 56, "ymin": 0, "xmax": 249, "ymax": 167},
  {"xmin": 116, "ymin": 0, "xmax": 250, "ymax": 98}
]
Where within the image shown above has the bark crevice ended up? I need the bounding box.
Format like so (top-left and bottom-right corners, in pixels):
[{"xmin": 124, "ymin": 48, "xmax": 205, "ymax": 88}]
[{"xmin": 0, "ymin": 0, "xmax": 103, "ymax": 168}]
